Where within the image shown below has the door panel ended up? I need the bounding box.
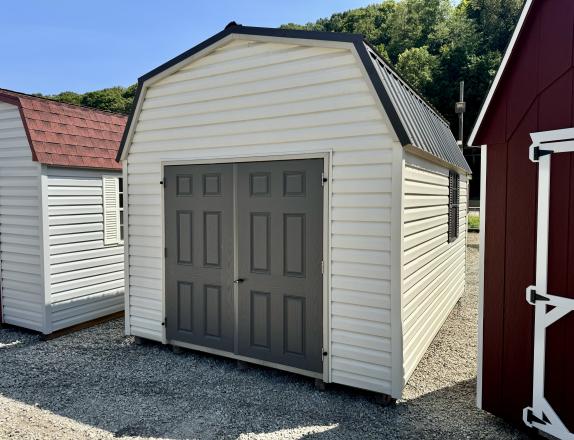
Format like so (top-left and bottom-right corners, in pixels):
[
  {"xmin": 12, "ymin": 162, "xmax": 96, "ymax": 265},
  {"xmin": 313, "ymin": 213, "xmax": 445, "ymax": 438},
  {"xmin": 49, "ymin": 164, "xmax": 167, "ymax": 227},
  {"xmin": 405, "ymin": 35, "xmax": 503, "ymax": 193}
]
[
  {"xmin": 165, "ymin": 164, "xmax": 234, "ymax": 351},
  {"xmin": 164, "ymin": 159, "xmax": 323, "ymax": 375},
  {"xmin": 236, "ymin": 160, "xmax": 324, "ymax": 373}
]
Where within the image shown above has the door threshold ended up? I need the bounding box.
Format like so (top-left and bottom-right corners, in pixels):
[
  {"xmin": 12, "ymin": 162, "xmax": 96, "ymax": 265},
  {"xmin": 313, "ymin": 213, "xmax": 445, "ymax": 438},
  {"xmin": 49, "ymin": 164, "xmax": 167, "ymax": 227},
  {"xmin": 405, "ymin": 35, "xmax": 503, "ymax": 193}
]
[{"xmin": 167, "ymin": 339, "xmax": 324, "ymax": 380}]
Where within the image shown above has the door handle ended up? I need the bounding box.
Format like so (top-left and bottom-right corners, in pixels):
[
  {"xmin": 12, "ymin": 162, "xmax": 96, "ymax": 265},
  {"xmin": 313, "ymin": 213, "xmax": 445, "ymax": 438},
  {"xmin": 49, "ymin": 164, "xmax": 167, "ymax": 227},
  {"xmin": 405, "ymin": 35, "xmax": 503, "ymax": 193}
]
[{"xmin": 233, "ymin": 278, "xmax": 245, "ymax": 284}]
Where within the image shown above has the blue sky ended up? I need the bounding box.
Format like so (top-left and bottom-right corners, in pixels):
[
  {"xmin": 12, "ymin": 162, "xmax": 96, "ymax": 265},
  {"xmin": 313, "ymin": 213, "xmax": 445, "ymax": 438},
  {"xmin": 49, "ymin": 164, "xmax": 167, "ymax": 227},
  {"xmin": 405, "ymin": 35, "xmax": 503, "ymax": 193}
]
[{"xmin": 1, "ymin": 1, "xmax": 375, "ymax": 95}]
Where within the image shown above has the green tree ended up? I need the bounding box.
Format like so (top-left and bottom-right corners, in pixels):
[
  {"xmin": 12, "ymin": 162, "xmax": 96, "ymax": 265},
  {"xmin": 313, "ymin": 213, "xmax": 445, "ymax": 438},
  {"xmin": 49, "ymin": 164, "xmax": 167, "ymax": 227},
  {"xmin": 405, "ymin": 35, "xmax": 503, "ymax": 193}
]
[
  {"xmin": 48, "ymin": 91, "xmax": 83, "ymax": 106},
  {"xmin": 385, "ymin": 0, "xmax": 451, "ymax": 61},
  {"xmin": 465, "ymin": 0, "xmax": 524, "ymax": 52},
  {"xmin": 80, "ymin": 87, "xmax": 131, "ymax": 114},
  {"xmin": 396, "ymin": 46, "xmax": 438, "ymax": 92}
]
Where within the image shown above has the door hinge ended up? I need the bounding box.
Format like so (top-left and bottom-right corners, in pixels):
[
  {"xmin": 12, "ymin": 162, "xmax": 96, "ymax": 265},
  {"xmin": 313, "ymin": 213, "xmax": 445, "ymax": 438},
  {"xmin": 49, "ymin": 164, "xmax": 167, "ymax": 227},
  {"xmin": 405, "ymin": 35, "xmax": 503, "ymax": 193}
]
[
  {"xmin": 527, "ymin": 286, "xmax": 550, "ymax": 305},
  {"xmin": 533, "ymin": 146, "xmax": 553, "ymax": 161},
  {"xmin": 162, "ymin": 317, "xmax": 167, "ymax": 327},
  {"xmin": 164, "ymin": 247, "xmax": 167, "ymax": 258},
  {"xmin": 525, "ymin": 408, "xmax": 547, "ymax": 426},
  {"xmin": 321, "ymin": 260, "xmax": 324, "ymax": 274},
  {"xmin": 321, "ymin": 172, "xmax": 328, "ymax": 187}
]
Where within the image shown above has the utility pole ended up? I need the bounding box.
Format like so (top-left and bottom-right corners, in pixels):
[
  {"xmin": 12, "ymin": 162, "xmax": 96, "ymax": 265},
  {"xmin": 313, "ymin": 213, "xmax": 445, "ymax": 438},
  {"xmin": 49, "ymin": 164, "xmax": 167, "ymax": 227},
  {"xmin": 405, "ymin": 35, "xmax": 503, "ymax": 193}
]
[{"xmin": 455, "ymin": 81, "xmax": 466, "ymax": 149}]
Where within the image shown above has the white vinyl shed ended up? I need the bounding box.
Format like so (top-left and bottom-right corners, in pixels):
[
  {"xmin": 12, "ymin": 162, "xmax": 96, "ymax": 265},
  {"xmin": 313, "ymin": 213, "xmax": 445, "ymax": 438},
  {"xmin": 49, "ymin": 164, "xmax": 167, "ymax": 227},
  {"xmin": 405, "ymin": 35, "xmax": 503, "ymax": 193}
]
[
  {"xmin": 0, "ymin": 89, "xmax": 126, "ymax": 335},
  {"xmin": 118, "ymin": 24, "xmax": 471, "ymax": 399}
]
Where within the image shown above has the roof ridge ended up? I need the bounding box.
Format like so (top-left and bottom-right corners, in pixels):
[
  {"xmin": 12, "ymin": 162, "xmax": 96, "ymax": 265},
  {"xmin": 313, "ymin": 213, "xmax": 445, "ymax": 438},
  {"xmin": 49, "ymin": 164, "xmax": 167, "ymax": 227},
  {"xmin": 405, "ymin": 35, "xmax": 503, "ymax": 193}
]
[
  {"xmin": 0, "ymin": 87, "xmax": 128, "ymax": 118},
  {"xmin": 363, "ymin": 42, "xmax": 450, "ymax": 127}
]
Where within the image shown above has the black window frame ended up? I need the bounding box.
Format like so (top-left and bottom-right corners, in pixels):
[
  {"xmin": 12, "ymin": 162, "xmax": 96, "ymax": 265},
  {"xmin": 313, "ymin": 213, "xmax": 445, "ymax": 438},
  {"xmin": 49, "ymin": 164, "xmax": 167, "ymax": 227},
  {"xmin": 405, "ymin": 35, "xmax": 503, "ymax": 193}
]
[{"xmin": 448, "ymin": 171, "xmax": 460, "ymax": 243}]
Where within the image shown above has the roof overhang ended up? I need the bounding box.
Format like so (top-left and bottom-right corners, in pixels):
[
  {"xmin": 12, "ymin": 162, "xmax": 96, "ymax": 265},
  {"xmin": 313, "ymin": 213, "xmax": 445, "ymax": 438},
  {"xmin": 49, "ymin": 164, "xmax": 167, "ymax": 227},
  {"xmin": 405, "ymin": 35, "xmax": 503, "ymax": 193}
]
[{"xmin": 468, "ymin": 0, "xmax": 534, "ymax": 146}]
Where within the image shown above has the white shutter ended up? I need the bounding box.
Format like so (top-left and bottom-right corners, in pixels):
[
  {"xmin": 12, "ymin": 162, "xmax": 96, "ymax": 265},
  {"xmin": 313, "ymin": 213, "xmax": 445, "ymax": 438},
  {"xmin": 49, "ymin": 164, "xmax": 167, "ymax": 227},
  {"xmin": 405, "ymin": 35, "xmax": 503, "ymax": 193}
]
[{"xmin": 103, "ymin": 176, "xmax": 120, "ymax": 245}]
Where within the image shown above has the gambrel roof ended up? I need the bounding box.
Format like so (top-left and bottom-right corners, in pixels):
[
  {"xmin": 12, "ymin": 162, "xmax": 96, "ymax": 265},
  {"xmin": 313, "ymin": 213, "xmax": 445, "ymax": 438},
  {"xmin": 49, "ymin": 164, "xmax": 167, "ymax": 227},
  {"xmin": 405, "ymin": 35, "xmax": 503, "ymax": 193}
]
[
  {"xmin": 117, "ymin": 24, "xmax": 470, "ymax": 173},
  {"xmin": 0, "ymin": 88, "xmax": 126, "ymax": 170}
]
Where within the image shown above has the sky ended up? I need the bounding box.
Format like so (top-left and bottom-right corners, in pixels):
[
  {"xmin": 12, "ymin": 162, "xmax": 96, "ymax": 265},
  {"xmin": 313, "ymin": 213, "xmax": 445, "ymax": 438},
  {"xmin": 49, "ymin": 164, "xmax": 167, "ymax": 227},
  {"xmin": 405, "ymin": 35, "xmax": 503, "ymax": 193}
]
[{"xmin": 0, "ymin": 1, "xmax": 375, "ymax": 95}]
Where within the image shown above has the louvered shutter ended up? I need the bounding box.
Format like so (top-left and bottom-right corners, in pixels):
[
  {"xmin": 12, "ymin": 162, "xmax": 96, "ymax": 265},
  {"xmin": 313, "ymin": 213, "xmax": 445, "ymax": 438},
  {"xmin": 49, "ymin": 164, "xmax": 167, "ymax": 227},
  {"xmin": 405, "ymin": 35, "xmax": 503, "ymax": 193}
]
[
  {"xmin": 103, "ymin": 176, "xmax": 120, "ymax": 245},
  {"xmin": 448, "ymin": 171, "xmax": 460, "ymax": 243}
]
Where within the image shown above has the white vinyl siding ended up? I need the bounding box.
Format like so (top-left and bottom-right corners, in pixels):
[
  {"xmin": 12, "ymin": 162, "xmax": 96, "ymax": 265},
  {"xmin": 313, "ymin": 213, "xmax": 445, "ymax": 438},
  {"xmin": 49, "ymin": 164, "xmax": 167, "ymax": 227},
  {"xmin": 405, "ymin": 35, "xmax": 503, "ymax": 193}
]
[
  {"xmin": 46, "ymin": 167, "xmax": 124, "ymax": 331},
  {"xmin": 126, "ymin": 39, "xmax": 398, "ymax": 394},
  {"xmin": 0, "ymin": 102, "xmax": 44, "ymax": 331},
  {"xmin": 402, "ymin": 153, "xmax": 467, "ymax": 382}
]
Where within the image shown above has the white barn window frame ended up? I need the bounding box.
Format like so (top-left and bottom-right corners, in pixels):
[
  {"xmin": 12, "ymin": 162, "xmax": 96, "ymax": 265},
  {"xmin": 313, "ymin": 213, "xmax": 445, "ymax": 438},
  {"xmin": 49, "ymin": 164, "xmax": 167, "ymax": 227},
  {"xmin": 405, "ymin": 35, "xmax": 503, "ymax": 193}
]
[
  {"xmin": 103, "ymin": 175, "xmax": 124, "ymax": 245},
  {"xmin": 448, "ymin": 170, "xmax": 460, "ymax": 243}
]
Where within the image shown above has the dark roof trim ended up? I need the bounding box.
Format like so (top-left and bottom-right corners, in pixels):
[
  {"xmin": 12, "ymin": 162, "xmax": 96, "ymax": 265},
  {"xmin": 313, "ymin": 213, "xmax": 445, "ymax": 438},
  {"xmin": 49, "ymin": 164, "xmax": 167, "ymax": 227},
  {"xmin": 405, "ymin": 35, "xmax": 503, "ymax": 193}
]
[
  {"xmin": 117, "ymin": 81, "xmax": 143, "ymax": 162},
  {"xmin": 116, "ymin": 24, "xmax": 448, "ymax": 161},
  {"xmin": 352, "ymin": 40, "xmax": 410, "ymax": 146},
  {"xmin": 362, "ymin": 41, "xmax": 450, "ymax": 126}
]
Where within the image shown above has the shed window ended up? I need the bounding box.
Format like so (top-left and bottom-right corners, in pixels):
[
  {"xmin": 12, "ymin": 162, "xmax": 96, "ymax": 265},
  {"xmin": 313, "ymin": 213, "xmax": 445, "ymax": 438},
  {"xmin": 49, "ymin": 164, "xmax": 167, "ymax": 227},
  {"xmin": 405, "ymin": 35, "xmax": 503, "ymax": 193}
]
[
  {"xmin": 103, "ymin": 176, "xmax": 124, "ymax": 245},
  {"xmin": 448, "ymin": 171, "xmax": 460, "ymax": 243}
]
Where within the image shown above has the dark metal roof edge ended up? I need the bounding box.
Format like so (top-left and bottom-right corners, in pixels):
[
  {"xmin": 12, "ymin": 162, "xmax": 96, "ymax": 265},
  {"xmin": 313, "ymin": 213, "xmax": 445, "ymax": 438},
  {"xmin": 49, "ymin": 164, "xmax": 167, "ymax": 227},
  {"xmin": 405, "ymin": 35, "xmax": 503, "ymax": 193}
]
[
  {"xmin": 117, "ymin": 81, "xmax": 143, "ymax": 161},
  {"xmin": 139, "ymin": 25, "xmax": 364, "ymax": 83},
  {"xmin": 352, "ymin": 41, "xmax": 411, "ymax": 146},
  {"xmin": 117, "ymin": 25, "xmax": 369, "ymax": 161},
  {"xmin": 362, "ymin": 41, "xmax": 450, "ymax": 127}
]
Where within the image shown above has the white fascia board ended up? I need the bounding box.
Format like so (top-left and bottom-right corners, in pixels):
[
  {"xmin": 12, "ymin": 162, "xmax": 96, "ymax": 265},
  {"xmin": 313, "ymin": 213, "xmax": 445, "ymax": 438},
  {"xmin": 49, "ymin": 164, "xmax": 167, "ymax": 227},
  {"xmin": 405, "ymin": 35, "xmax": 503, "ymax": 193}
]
[{"xmin": 467, "ymin": 0, "xmax": 534, "ymax": 147}]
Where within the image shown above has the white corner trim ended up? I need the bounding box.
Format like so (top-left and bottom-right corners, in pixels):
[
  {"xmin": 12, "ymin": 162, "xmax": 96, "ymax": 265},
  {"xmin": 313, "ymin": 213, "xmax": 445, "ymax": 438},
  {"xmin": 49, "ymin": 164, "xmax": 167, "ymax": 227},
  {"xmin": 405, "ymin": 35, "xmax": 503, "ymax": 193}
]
[
  {"xmin": 390, "ymin": 143, "xmax": 405, "ymax": 398},
  {"xmin": 468, "ymin": 0, "xmax": 534, "ymax": 146},
  {"xmin": 477, "ymin": 144, "xmax": 487, "ymax": 408},
  {"xmin": 123, "ymin": 161, "xmax": 131, "ymax": 336},
  {"xmin": 39, "ymin": 165, "xmax": 52, "ymax": 334}
]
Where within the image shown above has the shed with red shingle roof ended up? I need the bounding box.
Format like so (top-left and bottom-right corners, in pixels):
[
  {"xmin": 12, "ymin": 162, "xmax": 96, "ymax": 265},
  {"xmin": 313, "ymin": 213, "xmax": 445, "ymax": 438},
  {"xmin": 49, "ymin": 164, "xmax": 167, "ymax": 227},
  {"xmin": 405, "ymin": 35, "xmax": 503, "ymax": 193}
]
[{"xmin": 0, "ymin": 89, "xmax": 127, "ymax": 334}]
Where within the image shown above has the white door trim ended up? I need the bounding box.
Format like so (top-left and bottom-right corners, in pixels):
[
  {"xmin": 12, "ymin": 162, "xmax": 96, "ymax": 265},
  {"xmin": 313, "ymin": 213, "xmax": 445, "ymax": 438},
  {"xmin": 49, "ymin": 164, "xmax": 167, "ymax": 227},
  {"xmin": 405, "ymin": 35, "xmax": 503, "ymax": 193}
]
[
  {"xmin": 477, "ymin": 144, "xmax": 487, "ymax": 408},
  {"xmin": 523, "ymin": 129, "xmax": 574, "ymax": 439},
  {"xmin": 160, "ymin": 150, "xmax": 333, "ymax": 382}
]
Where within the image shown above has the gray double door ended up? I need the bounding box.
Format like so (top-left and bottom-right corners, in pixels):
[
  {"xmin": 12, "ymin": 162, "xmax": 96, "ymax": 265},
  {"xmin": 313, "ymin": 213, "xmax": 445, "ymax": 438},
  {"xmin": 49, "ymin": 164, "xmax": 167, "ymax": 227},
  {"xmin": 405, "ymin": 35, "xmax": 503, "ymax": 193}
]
[{"xmin": 165, "ymin": 159, "xmax": 323, "ymax": 374}]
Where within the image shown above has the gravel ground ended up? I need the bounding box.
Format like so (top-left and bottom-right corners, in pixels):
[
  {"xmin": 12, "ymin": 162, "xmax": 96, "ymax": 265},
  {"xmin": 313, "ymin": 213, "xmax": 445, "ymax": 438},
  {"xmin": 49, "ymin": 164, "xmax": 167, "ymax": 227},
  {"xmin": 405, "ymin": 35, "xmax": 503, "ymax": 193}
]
[{"xmin": 0, "ymin": 236, "xmax": 529, "ymax": 440}]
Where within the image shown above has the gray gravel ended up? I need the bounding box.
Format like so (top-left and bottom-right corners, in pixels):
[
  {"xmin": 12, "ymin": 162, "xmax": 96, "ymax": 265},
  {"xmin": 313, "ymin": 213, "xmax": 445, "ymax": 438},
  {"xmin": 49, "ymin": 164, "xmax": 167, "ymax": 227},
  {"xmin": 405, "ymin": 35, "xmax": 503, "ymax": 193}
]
[{"xmin": 0, "ymin": 238, "xmax": 528, "ymax": 439}]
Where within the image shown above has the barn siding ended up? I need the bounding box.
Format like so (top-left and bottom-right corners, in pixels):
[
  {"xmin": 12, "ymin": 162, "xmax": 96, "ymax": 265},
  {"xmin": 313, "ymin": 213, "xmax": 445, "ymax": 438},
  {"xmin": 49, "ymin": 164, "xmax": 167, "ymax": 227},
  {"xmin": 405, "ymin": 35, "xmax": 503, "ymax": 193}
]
[
  {"xmin": 402, "ymin": 153, "xmax": 467, "ymax": 382},
  {"xmin": 126, "ymin": 39, "xmax": 399, "ymax": 394},
  {"xmin": 46, "ymin": 167, "xmax": 124, "ymax": 331},
  {"xmin": 0, "ymin": 101, "xmax": 44, "ymax": 331},
  {"xmin": 474, "ymin": 0, "xmax": 574, "ymax": 429}
]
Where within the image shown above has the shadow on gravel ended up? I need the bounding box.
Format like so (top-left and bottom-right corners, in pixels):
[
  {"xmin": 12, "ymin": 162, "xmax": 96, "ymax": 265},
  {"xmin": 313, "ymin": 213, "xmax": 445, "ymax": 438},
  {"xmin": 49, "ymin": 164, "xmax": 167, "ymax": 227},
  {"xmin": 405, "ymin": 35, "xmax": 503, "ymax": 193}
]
[{"xmin": 0, "ymin": 319, "xmax": 527, "ymax": 440}]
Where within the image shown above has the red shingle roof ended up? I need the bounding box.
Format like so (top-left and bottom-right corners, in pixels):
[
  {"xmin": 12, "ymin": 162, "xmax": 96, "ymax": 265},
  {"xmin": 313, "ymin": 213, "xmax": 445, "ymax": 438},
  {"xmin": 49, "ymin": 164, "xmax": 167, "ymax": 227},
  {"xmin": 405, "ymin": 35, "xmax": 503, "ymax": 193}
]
[{"xmin": 0, "ymin": 88, "xmax": 126, "ymax": 170}]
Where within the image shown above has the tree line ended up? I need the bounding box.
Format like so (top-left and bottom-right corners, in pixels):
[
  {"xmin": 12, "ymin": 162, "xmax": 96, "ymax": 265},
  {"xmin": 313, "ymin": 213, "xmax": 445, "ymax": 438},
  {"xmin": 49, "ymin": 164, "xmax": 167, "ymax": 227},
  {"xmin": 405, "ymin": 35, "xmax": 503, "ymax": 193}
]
[{"xmin": 37, "ymin": 0, "xmax": 523, "ymax": 142}]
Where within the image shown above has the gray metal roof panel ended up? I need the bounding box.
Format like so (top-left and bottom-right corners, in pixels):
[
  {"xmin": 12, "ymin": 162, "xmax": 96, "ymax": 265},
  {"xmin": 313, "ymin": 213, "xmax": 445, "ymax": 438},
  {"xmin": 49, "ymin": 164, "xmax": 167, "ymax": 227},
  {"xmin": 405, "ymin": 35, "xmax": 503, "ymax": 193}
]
[{"xmin": 367, "ymin": 47, "xmax": 471, "ymax": 173}]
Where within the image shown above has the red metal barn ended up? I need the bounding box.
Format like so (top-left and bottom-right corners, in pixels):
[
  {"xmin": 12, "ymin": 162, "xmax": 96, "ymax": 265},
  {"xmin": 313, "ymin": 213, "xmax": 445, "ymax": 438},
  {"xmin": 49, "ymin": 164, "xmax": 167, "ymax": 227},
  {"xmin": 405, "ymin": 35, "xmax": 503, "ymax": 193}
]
[{"xmin": 469, "ymin": 0, "xmax": 574, "ymax": 438}]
